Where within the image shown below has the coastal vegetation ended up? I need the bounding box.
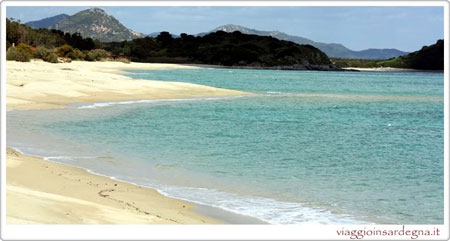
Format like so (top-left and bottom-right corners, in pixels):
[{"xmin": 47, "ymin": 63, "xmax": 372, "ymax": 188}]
[
  {"xmin": 7, "ymin": 17, "xmax": 444, "ymax": 70},
  {"xmin": 25, "ymin": 8, "xmax": 409, "ymax": 60},
  {"xmin": 6, "ymin": 18, "xmax": 107, "ymax": 63},
  {"xmin": 6, "ymin": 44, "xmax": 33, "ymax": 62},
  {"xmin": 7, "ymin": 18, "xmax": 335, "ymax": 70},
  {"xmin": 6, "ymin": 41, "xmax": 111, "ymax": 63},
  {"xmin": 331, "ymin": 58, "xmax": 380, "ymax": 68},
  {"xmin": 332, "ymin": 40, "xmax": 444, "ymax": 70},
  {"xmin": 204, "ymin": 24, "xmax": 409, "ymax": 59},
  {"xmin": 377, "ymin": 40, "xmax": 443, "ymax": 70},
  {"xmin": 102, "ymin": 31, "xmax": 335, "ymax": 70},
  {"xmin": 6, "ymin": 18, "xmax": 97, "ymax": 50}
]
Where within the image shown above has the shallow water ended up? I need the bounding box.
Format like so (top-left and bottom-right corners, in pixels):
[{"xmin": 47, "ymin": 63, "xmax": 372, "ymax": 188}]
[{"xmin": 7, "ymin": 68, "xmax": 444, "ymax": 224}]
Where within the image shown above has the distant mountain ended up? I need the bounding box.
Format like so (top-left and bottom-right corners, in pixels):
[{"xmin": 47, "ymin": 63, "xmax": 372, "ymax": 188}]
[
  {"xmin": 201, "ymin": 24, "xmax": 409, "ymax": 59},
  {"xmin": 25, "ymin": 14, "xmax": 70, "ymax": 29},
  {"xmin": 377, "ymin": 40, "xmax": 443, "ymax": 70},
  {"xmin": 350, "ymin": 48, "xmax": 408, "ymax": 59},
  {"xmin": 49, "ymin": 8, "xmax": 143, "ymax": 42}
]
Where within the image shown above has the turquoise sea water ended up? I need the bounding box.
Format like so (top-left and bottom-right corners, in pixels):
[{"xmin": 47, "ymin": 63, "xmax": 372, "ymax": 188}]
[{"xmin": 7, "ymin": 68, "xmax": 444, "ymax": 224}]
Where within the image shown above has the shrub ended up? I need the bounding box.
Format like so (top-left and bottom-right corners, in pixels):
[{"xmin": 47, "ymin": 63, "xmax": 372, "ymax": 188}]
[
  {"xmin": 6, "ymin": 47, "xmax": 31, "ymax": 62},
  {"xmin": 56, "ymin": 44, "xmax": 74, "ymax": 57},
  {"xmin": 86, "ymin": 49, "xmax": 109, "ymax": 61},
  {"xmin": 82, "ymin": 50, "xmax": 90, "ymax": 60},
  {"xmin": 71, "ymin": 48, "xmax": 86, "ymax": 60},
  {"xmin": 34, "ymin": 46, "xmax": 58, "ymax": 63},
  {"xmin": 16, "ymin": 43, "xmax": 34, "ymax": 57},
  {"xmin": 56, "ymin": 44, "xmax": 89, "ymax": 61},
  {"xmin": 34, "ymin": 46, "xmax": 50, "ymax": 58},
  {"xmin": 44, "ymin": 53, "xmax": 59, "ymax": 63}
]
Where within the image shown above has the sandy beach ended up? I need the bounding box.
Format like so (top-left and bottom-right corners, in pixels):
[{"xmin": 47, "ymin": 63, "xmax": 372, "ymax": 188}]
[
  {"xmin": 6, "ymin": 60, "xmax": 247, "ymax": 110},
  {"xmin": 6, "ymin": 148, "xmax": 224, "ymax": 224},
  {"xmin": 342, "ymin": 67, "xmax": 418, "ymax": 72},
  {"xmin": 5, "ymin": 60, "xmax": 250, "ymax": 224}
]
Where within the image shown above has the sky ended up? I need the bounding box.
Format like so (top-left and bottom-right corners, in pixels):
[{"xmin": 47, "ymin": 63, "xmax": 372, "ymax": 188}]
[{"xmin": 6, "ymin": 6, "xmax": 444, "ymax": 52}]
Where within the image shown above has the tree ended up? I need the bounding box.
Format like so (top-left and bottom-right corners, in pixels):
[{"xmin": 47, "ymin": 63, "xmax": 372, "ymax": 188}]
[{"xmin": 156, "ymin": 31, "xmax": 173, "ymax": 48}]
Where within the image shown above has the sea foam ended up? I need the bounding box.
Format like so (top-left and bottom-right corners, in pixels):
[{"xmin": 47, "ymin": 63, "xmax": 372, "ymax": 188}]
[
  {"xmin": 76, "ymin": 96, "xmax": 244, "ymax": 109},
  {"xmin": 148, "ymin": 183, "xmax": 373, "ymax": 225}
]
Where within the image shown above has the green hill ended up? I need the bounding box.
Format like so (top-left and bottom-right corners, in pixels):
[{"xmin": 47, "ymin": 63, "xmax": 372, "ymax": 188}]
[
  {"xmin": 201, "ymin": 24, "xmax": 409, "ymax": 59},
  {"xmin": 104, "ymin": 31, "xmax": 337, "ymax": 70},
  {"xmin": 25, "ymin": 14, "xmax": 70, "ymax": 29},
  {"xmin": 332, "ymin": 40, "xmax": 444, "ymax": 70},
  {"xmin": 8, "ymin": 18, "xmax": 337, "ymax": 70},
  {"xmin": 6, "ymin": 18, "xmax": 95, "ymax": 50},
  {"xmin": 377, "ymin": 40, "xmax": 443, "ymax": 70}
]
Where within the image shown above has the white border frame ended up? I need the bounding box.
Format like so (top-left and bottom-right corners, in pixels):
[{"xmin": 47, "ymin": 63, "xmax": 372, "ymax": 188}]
[{"xmin": 1, "ymin": 1, "xmax": 449, "ymax": 240}]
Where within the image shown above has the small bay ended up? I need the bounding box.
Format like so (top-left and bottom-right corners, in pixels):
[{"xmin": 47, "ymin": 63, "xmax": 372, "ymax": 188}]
[{"xmin": 7, "ymin": 68, "xmax": 444, "ymax": 224}]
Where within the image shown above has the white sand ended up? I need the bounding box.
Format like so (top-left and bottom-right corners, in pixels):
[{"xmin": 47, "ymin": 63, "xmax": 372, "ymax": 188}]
[
  {"xmin": 342, "ymin": 67, "xmax": 418, "ymax": 71},
  {"xmin": 5, "ymin": 60, "xmax": 248, "ymax": 224},
  {"xmin": 6, "ymin": 60, "xmax": 247, "ymax": 110},
  {"xmin": 6, "ymin": 148, "xmax": 222, "ymax": 224}
]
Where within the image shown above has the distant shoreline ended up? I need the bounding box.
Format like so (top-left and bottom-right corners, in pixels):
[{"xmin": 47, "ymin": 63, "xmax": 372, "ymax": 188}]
[
  {"xmin": 341, "ymin": 67, "xmax": 443, "ymax": 72},
  {"xmin": 128, "ymin": 61, "xmax": 442, "ymax": 72},
  {"xmin": 124, "ymin": 60, "xmax": 343, "ymax": 71}
]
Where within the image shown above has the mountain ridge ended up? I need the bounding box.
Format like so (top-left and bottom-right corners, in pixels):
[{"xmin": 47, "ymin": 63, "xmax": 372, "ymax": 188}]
[
  {"xmin": 201, "ymin": 24, "xmax": 409, "ymax": 59},
  {"xmin": 332, "ymin": 39, "xmax": 443, "ymax": 70},
  {"xmin": 101, "ymin": 30, "xmax": 338, "ymax": 70},
  {"xmin": 48, "ymin": 8, "xmax": 143, "ymax": 42},
  {"xmin": 25, "ymin": 14, "xmax": 70, "ymax": 29},
  {"xmin": 22, "ymin": 12, "xmax": 409, "ymax": 59}
]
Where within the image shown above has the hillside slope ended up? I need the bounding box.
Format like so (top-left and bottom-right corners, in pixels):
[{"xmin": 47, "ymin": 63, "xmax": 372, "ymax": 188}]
[
  {"xmin": 25, "ymin": 14, "xmax": 70, "ymax": 29},
  {"xmin": 103, "ymin": 31, "xmax": 338, "ymax": 70},
  {"xmin": 332, "ymin": 40, "xmax": 444, "ymax": 70},
  {"xmin": 203, "ymin": 24, "xmax": 409, "ymax": 59},
  {"xmin": 377, "ymin": 40, "xmax": 443, "ymax": 70},
  {"xmin": 49, "ymin": 8, "xmax": 143, "ymax": 42}
]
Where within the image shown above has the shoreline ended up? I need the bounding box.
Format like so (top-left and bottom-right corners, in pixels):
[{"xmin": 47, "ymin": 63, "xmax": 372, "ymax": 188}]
[
  {"xmin": 5, "ymin": 60, "xmax": 264, "ymax": 224},
  {"xmin": 341, "ymin": 67, "xmax": 441, "ymax": 72},
  {"xmin": 6, "ymin": 60, "xmax": 249, "ymax": 111},
  {"xmin": 5, "ymin": 147, "xmax": 216, "ymax": 224},
  {"xmin": 143, "ymin": 62, "xmax": 343, "ymax": 71},
  {"xmin": 71, "ymin": 95, "xmax": 248, "ymax": 109},
  {"xmin": 6, "ymin": 146, "xmax": 266, "ymax": 224}
]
